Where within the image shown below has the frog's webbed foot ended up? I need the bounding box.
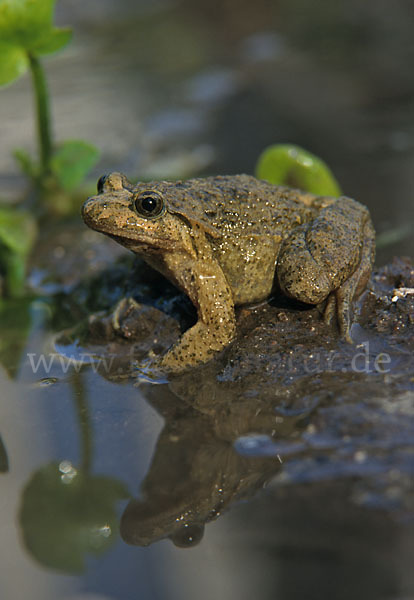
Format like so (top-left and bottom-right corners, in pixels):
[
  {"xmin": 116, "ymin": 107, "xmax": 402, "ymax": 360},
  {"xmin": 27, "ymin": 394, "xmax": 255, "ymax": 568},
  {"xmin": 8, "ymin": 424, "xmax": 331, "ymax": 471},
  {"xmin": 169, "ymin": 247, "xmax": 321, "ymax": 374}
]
[
  {"xmin": 322, "ymin": 293, "xmax": 338, "ymax": 327},
  {"xmin": 323, "ymin": 217, "xmax": 375, "ymax": 341},
  {"xmin": 158, "ymin": 317, "xmax": 236, "ymax": 373},
  {"xmin": 112, "ymin": 297, "xmax": 141, "ymax": 331},
  {"xmin": 323, "ymin": 288, "xmax": 355, "ymax": 343}
]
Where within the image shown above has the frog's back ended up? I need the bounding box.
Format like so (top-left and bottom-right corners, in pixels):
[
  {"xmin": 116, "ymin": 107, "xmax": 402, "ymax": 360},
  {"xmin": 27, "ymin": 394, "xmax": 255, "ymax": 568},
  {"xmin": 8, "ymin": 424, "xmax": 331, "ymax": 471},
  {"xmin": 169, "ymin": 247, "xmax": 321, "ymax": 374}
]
[
  {"xmin": 167, "ymin": 174, "xmax": 317, "ymax": 238},
  {"xmin": 163, "ymin": 175, "xmax": 323, "ymax": 305}
]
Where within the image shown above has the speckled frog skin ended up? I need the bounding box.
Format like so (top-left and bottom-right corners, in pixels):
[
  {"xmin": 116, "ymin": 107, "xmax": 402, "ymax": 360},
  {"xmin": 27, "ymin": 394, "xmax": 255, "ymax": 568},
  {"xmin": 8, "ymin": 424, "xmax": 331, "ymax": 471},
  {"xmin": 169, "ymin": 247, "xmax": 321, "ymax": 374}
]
[{"xmin": 82, "ymin": 173, "xmax": 375, "ymax": 372}]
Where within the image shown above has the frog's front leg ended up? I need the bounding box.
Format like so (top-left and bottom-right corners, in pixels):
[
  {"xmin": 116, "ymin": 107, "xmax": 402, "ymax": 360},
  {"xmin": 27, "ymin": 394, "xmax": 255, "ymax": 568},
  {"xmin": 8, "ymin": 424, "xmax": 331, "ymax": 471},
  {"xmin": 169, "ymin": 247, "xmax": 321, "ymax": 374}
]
[
  {"xmin": 276, "ymin": 197, "xmax": 375, "ymax": 339},
  {"xmin": 158, "ymin": 256, "xmax": 236, "ymax": 373}
]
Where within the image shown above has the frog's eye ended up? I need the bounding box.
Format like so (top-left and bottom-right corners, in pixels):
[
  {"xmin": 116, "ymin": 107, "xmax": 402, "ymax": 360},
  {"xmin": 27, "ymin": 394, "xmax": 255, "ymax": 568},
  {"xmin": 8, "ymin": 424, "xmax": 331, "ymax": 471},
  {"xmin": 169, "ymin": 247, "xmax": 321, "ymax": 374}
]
[
  {"xmin": 133, "ymin": 190, "xmax": 165, "ymax": 219},
  {"xmin": 97, "ymin": 174, "xmax": 109, "ymax": 193}
]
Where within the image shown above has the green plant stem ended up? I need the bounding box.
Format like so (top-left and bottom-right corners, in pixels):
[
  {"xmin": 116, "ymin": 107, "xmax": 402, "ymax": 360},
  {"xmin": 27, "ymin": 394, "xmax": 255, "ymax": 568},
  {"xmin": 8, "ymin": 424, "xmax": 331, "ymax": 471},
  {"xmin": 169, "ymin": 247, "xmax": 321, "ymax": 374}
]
[
  {"xmin": 27, "ymin": 53, "xmax": 52, "ymax": 178},
  {"xmin": 72, "ymin": 372, "xmax": 93, "ymax": 476},
  {"xmin": 3, "ymin": 249, "xmax": 25, "ymax": 297}
]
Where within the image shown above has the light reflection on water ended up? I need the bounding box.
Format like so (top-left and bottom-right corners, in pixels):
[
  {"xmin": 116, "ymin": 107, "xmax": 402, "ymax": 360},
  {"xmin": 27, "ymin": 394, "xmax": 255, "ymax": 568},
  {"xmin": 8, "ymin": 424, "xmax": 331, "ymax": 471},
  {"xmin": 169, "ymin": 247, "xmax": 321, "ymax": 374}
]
[
  {"xmin": 0, "ymin": 0, "xmax": 413, "ymax": 598},
  {"xmin": 1, "ymin": 290, "xmax": 413, "ymax": 600}
]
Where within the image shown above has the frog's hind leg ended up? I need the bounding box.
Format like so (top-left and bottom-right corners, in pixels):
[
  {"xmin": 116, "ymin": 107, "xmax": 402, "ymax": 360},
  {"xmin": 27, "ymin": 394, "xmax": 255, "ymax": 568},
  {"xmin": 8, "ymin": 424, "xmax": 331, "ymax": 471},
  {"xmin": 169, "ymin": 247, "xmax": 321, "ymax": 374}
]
[
  {"xmin": 277, "ymin": 196, "xmax": 375, "ymax": 341},
  {"xmin": 324, "ymin": 218, "xmax": 375, "ymax": 341}
]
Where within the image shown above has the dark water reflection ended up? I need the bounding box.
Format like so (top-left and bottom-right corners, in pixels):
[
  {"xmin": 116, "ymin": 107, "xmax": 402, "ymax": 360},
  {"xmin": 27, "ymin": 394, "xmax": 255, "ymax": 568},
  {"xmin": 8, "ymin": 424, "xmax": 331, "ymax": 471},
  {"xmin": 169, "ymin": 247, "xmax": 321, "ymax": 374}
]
[
  {"xmin": 2, "ymin": 257, "xmax": 413, "ymax": 599},
  {"xmin": 1, "ymin": 352, "xmax": 413, "ymax": 600},
  {"xmin": 1, "ymin": 0, "xmax": 414, "ymax": 598}
]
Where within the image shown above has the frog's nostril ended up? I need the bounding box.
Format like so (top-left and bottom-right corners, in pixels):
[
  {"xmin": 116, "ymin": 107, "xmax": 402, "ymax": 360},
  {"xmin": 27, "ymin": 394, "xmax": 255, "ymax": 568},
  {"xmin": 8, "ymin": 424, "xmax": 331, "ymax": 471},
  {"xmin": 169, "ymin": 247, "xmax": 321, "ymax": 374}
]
[{"xmin": 81, "ymin": 198, "xmax": 96, "ymax": 221}]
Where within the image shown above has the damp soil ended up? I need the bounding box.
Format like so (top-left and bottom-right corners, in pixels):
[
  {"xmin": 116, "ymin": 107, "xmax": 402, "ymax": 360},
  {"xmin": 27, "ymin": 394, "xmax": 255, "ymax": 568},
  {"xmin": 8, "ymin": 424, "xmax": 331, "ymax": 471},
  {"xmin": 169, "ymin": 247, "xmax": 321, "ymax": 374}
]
[{"xmin": 53, "ymin": 222, "xmax": 414, "ymax": 537}]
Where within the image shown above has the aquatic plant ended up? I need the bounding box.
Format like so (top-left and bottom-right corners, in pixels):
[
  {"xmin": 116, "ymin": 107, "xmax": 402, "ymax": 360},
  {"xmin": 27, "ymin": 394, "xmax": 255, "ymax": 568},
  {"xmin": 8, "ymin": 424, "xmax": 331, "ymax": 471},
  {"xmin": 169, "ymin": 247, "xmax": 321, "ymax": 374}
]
[
  {"xmin": 0, "ymin": 0, "xmax": 99, "ymax": 296},
  {"xmin": 255, "ymin": 143, "xmax": 342, "ymax": 196},
  {"xmin": 0, "ymin": 0, "xmax": 99, "ymax": 200}
]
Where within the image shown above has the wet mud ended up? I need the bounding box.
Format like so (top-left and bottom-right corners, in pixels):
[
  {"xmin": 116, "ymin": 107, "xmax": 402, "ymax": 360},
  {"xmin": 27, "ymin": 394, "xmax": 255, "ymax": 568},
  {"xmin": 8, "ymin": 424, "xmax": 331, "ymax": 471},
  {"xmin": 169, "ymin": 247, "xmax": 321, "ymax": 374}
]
[{"xmin": 53, "ymin": 233, "xmax": 414, "ymax": 547}]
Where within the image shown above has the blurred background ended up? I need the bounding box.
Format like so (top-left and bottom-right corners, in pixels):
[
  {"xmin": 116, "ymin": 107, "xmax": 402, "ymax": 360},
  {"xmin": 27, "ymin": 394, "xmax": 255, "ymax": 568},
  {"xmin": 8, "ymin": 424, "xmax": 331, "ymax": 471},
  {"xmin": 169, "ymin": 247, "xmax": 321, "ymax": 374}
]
[
  {"xmin": 0, "ymin": 0, "xmax": 413, "ymax": 263},
  {"xmin": 0, "ymin": 2, "xmax": 413, "ymax": 600}
]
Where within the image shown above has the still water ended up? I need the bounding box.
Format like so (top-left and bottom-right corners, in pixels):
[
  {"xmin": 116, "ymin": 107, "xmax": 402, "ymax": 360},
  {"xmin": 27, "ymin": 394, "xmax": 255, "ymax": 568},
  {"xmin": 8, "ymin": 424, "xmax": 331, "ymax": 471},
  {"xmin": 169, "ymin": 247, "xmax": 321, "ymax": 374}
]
[{"xmin": 0, "ymin": 0, "xmax": 413, "ymax": 598}]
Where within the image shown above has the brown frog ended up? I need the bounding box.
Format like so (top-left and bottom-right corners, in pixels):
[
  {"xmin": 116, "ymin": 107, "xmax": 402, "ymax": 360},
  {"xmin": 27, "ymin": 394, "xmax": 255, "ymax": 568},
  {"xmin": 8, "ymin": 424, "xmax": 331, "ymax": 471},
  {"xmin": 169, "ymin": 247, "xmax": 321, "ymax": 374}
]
[{"xmin": 82, "ymin": 173, "xmax": 375, "ymax": 372}]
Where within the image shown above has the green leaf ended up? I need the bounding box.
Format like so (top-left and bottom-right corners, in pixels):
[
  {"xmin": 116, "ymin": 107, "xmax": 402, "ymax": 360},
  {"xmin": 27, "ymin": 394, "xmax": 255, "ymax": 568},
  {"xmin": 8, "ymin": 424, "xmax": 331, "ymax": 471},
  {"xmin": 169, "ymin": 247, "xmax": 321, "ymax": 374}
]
[
  {"xmin": 1, "ymin": 249, "xmax": 26, "ymax": 296},
  {"xmin": 0, "ymin": 0, "xmax": 72, "ymax": 86},
  {"xmin": 0, "ymin": 41, "xmax": 27, "ymax": 85},
  {"xmin": 33, "ymin": 26, "xmax": 72, "ymax": 54},
  {"xmin": 19, "ymin": 463, "xmax": 130, "ymax": 573},
  {"xmin": 0, "ymin": 206, "xmax": 37, "ymax": 296},
  {"xmin": 0, "ymin": 0, "xmax": 57, "ymax": 45},
  {"xmin": 50, "ymin": 140, "xmax": 100, "ymax": 192},
  {"xmin": 13, "ymin": 148, "xmax": 39, "ymax": 178},
  {"xmin": 0, "ymin": 205, "xmax": 37, "ymax": 256},
  {"xmin": 255, "ymin": 144, "xmax": 342, "ymax": 197}
]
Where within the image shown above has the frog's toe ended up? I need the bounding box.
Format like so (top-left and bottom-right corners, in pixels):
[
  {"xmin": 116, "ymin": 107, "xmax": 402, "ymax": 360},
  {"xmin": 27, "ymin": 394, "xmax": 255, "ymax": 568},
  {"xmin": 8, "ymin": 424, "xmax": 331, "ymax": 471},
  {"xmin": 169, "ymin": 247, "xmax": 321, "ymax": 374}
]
[
  {"xmin": 329, "ymin": 224, "xmax": 374, "ymax": 342},
  {"xmin": 324, "ymin": 274, "xmax": 367, "ymax": 343},
  {"xmin": 323, "ymin": 293, "xmax": 337, "ymax": 326},
  {"xmin": 335, "ymin": 291, "xmax": 353, "ymax": 342},
  {"xmin": 134, "ymin": 355, "xmax": 170, "ymax": 384},
  {"xmin": 112, "ymin": 297, "xmax": 141, "ymax": 331},
  {"xmin": 322, "ymin": 289, "xmax": 352, "ymax": 341}
]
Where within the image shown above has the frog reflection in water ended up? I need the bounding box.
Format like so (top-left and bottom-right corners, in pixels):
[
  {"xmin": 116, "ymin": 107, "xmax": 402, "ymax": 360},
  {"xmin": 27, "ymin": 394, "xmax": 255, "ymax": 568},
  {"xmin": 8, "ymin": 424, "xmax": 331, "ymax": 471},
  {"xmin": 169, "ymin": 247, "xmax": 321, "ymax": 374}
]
[{"xmin": 82, "ymin": 173, "xmax": 375, "ymax": 372}]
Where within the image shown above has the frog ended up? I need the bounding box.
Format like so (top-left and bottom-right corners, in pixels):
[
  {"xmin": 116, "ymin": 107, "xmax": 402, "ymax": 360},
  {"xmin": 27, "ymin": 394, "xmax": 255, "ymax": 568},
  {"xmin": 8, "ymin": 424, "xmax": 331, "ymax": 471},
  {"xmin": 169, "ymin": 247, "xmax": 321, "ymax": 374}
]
[{"xmin": 82, "ymin": 173, "xmax": 375, "ymax": 373}]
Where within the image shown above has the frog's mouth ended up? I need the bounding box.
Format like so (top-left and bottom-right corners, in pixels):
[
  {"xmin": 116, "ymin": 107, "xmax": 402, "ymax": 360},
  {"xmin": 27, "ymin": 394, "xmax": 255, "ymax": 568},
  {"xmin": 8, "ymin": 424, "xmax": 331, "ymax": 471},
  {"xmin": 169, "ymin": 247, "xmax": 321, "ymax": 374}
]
[{"xmin": 108, "ymin": 232, "xmax": 173, "ymax": 253}]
